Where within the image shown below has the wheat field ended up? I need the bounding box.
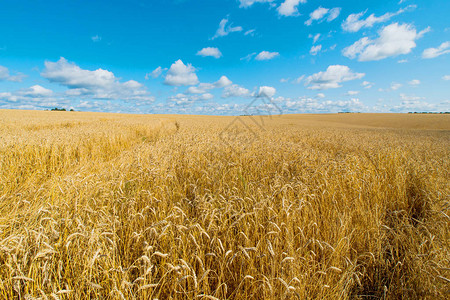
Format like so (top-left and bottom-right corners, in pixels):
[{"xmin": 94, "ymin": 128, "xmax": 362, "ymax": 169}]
[{"xmin": 0, "ymin": 109, "xmax": 449, "ymax": 299}]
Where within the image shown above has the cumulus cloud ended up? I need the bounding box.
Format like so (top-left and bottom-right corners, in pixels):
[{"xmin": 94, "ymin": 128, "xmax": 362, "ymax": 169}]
[
  {"xmin": 310, "ymin": 45, "xmax": 322, "ymax": 55},
  {"xmin": 277, "ymin": 0, "xmax": 306, "ymax": 17},
  {"xmin": 361, "ymin": 81, "xmax": 373, "ymax": 89},
  {"xmin": 145, "ymin": 66, "xmax": 165, "ymax": 79},
  {"xmin": 199, "ymin": 93, "xmax": 214, "ymax": 100},
  {"xmin": 42, "ymin": 57, "xmax": 116, "ymax": 89},
  {"xmin": 0, "ymin": 65, "xmax": 26, "ymax": 82},
  {"xmin": 212, "ymin": 17, "xmax": 243, "ymax": 40},
  {"xmin": 197, "ymin": 47, "xmax": 223, "ymax": 58},
  {"xmin": 342, "ymin": 5, "xmax": 416, "ymax": 32},
  {"xmin": 343, "ymin": 23, "xmax": 429, "ymax": 61},
  {"xmin": 41, "ymin": 57, "xmax": 153, "ymax": 101},
  {"xmin": 214, "ymin": 75, "xmax": 233, "ymax": 88},
  {"xmin": 164, "ymin": 59, "xmax": 199, "ymax": 86},
  {"xmin": 238, "ymin": 0, "xmax": 274, "ymax": 8},
  {"xmin": 187, "ymin": 76, "xmax": 232, "ymax": 94},
  {"xmin": 255, "ymin": 51, "xmax": 280, "ymax": 60},
  {"xmin": 305, "ymin": 7, "xmax": 341, "ymax": 26},
  {"xmin": 256, "ymin": 86, "xmax": 276, "ymax": 98},
  {"xmin": 305, "ymin": 65, "xmax": 365, "ymax": 90},
  {"xmin": 222, "ymin": 84, "xmax": 250, "ymax": 98},
  {"xmin": 422, "ymin": 42, "xmax": 450, "ymax": 59},
  {"xmin": 19, "ymin": 85, "xmax": 53, "ymax": 97},
  {"xmin": 443, "ymin": 75, "xmax": 450, "ymax": 81},
  {"xmin": 408, "ymin": 79, "xmax": 420, "ymax": 85},
  {"xmin": 186, "ymin": 86, "xmax": 206, "ymax": 94},
  {"xmin": 0, "ymin": 85, "xmax": 59, "ymax": 111}
]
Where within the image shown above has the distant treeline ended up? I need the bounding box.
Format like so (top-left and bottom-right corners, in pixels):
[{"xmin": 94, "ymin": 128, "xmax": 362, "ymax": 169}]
[
  {"xmin": 45, "ymin": 108, "xmax": 75, "ymax": 111},
  {"xmin": 408, "ymin": 112, "xmax": 449, "ymax": 114}
]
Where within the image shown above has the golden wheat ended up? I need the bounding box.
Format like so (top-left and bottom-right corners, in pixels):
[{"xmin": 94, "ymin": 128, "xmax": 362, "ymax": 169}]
[{"xmin": 0, "ymin": 109, "xmax": 449, "ymax": 299}]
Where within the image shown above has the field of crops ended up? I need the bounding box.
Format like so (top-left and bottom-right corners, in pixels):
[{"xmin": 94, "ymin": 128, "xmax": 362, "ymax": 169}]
[{"xmin": 0, "ymin": 109, "xmax": 449, "ymax": 299}]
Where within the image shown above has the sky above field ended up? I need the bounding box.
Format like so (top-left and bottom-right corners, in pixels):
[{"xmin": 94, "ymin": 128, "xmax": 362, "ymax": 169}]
[{"xmin": 0, "ymin": 0, "xmax": 449, "ymax": 114}]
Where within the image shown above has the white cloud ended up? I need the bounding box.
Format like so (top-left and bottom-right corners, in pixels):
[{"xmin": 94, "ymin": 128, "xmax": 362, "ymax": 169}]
[
  {"xmin": 311, "ymin": 33, "xmax": 320, "ymax": 43},
  {"xmin": 42, "ymin": 57, "xmax": 116, "ymax": 89},
  {"xmin": 342, "ymin": 37, "xmax": 371, "ymax": 60},
  {"xmin": 279, "ymin": 97, "xmax": 366, "ymax": 113},
  {"xmin": 187, "ymin": 86, "xmax": 207, "ymax": 94},
  {"xmin": 391, "ymin": 82, "xmax": 402, "ymax": 90},
  {"xmin": 167, "ymin": 93, "xmax": 194, "ymax": 106},
  {"xmin": 240, "ymin": 52, "xmax": 257, "ymax": 61},
  {"xmin": 346, "ymin": 90, "xmax": 359, "ymax": 95},
  {"xmin": 0, "ymin": 65, "xmax": 26, "ymax": 82},
  {"xmin": 280, "ymin": 78, "xmax": 289, "ymax": 83},
  {"xmin": 214, "ymin": 75, "xmax": 233, "ymax": 88},
  {"xmin": 164, "ymin": 59, "xmax": 199, "ymax": 86},
  {"xmin": 362, "ymin": 81, "xmax": 373, "ymax": 89},
  {"xmin": 238, "ymin": 0, "xmax": 274, "ymax": 8},
  {"xmin": 257, "ymin": 86, "xmax": 276, "ymax": 98},
  {"xmin": 400, "ymin": 93, "xmax": 424, "ymax": 101},
  {"xmin": 255, "ymin": 51, "xmax": 280, "ymax": 60},
  {"xmin": 0, "ymin": 85, "xmax": 61, "ymax": 111},
  {"xmin": 222, "ymin": 84, "xmax": 250, "ymax": 98},
  {"xmin": 293, "ymin": 75, "xmax": 305, "ymax": 84},
  {"xmin": 343, "ymin": 23, "xmax": 429, "ymax": 61},
  {"xmin": 197, "ymin": 47, "xmax": 222, "ymax": 58},
  {"xmin": 389, "ymin": 99, "xmax": 448, "ymax": 113},
  {"xmin": 0, "ymin": 66, "xmax": 9, "ymax": 80},
  {"xmin": 408, "ymin": 79, "xmax": 420, "ymax": 85},
  {"xmin": 196, "ymin": 93, "xmax": 214, "ymax": 101},
  {"xmin": 342, "ymin": 5, "xmax": 416, "ymax": 32},
  {"xmin": 305, "ymin": 65, "xmax": 365, "ymax": 90},
  {"xmin": 167, "ymin": 92, "xmax": 214, "ymax": 105},
  {"xmin": 277, "ymin": 0, "xmax": 306, "ymax": 17},
  {"xmin": 212, "ymin": 17, "xmax": 243, "ymax": 40},
  {"xmin": 310, "ymin": 45, "xmax": 322, "ymax": 55},
  {"xmin": 443, "ymin": 75, "xmax": 450, "ymax": 81},
  {"xmin": 398, "ymin": 59, "xmax": 408, "ymax": 63},
  {"xmin": 422, "ymin": 42, "xmax": 450, "ymax": 59},
  {"xmin": 187, "ymin": 75, "xmax": 232, "ymax": 94},
  {"xmin": 41, "ymin": 57, "xmax": 153, "ymax": 102},
  {"xmin": 19, "ymin": 85, "xmax": 53, "ymax": 97},
  {"xmin": 146, "ymin": 66, "xmax": 164, "ymax": 79},
  {"xmin": 305, "ymin": 7, "xmax": 341, "ymax": 26},
  {"xmin": 245, "ymin": 29, "xmax": 256, "ymax": 36},
  {"xmin": 91, "ymin": 35, "xmax": 101, "ymax": 42},
  {"xmin": 305, "ymin": 7, "xmax": 328, "ymax": 25},
  {"xmin": 327, "ymin": 8, "xmax": 341, "ymax": 22}
]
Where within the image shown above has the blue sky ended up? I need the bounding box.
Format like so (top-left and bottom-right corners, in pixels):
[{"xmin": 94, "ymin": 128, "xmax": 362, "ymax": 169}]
[{"xmin": 0, "ymin": 0, "xmax": 449, "ymax": 114}]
